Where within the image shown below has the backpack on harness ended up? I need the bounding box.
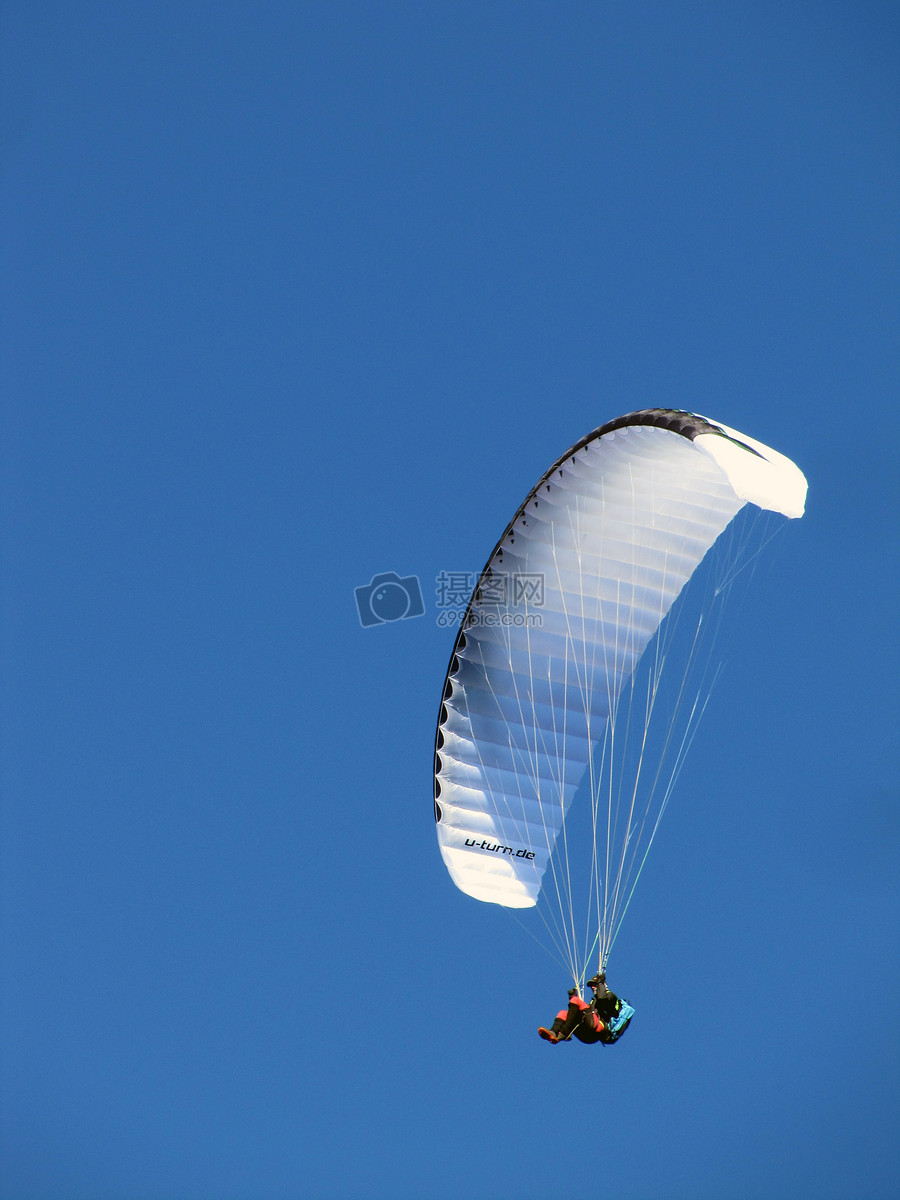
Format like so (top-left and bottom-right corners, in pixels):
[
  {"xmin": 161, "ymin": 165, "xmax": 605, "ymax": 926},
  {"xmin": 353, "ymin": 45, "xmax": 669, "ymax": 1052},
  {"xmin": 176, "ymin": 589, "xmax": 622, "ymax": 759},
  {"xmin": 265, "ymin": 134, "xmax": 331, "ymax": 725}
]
[{"xmin": 597, "ymin": 1000, "xmax": 635, "ymax": 1044}]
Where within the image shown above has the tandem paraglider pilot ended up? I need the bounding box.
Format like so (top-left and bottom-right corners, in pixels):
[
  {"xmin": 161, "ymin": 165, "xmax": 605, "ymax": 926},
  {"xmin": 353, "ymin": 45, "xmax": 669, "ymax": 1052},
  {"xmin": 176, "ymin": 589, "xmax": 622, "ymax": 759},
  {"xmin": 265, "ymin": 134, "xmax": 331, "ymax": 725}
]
[{"xmin": 538, "ymin": 972, "xmax": 635, "ymax": 1045}]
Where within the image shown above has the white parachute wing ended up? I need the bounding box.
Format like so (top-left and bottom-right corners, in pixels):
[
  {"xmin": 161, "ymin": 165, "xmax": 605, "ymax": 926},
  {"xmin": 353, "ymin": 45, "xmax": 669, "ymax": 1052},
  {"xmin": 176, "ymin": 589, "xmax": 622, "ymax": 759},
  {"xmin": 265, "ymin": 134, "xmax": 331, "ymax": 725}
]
[{"xmin": 433, "ymin": 410, "xmax": 806, "ymax": 978}]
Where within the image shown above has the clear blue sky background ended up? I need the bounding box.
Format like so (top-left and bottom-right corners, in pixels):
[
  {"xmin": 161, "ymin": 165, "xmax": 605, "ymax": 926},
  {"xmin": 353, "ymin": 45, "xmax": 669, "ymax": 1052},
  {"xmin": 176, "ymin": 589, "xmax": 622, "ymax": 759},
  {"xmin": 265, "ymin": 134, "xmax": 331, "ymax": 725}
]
[{"xmin": 2, "ymin": 4, "xmax": 897, "ymax": 1198}]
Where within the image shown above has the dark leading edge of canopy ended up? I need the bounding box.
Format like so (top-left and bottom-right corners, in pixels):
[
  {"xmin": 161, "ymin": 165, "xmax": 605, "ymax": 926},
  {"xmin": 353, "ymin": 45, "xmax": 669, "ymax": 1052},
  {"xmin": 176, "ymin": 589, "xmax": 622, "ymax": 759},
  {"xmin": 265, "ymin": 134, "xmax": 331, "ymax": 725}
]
[{"xmin": 433, "ymin": 409, "xmax": 761, "ymax": 813}]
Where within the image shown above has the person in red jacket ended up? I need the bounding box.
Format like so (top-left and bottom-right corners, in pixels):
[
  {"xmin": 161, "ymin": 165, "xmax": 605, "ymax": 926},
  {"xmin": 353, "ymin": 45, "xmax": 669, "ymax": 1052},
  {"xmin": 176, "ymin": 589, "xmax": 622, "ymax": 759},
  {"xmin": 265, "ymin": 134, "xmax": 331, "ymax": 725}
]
[{"xmin": 538, "ymin": 972, "xmax": 634, "ymax": 1045}]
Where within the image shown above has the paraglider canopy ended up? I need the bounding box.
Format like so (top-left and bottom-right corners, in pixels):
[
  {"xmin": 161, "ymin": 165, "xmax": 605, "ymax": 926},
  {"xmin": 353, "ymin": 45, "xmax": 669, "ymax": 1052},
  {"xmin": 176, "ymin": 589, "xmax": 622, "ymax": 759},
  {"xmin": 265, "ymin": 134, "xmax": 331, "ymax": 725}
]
[{"xmin": 433, "ymin": 409, "xmax": 806, "ymax": 984}]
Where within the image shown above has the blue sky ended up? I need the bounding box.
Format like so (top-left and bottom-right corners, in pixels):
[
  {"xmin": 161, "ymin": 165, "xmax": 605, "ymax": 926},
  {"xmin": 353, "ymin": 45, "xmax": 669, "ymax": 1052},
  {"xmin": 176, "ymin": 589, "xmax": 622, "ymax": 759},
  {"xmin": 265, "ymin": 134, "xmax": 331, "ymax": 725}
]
[{"xmin": 2, "ymin": 3, "xmax": 897, "ymax": 1198}]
